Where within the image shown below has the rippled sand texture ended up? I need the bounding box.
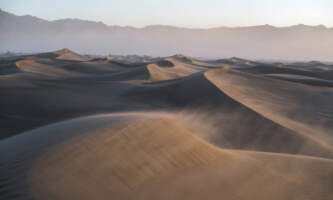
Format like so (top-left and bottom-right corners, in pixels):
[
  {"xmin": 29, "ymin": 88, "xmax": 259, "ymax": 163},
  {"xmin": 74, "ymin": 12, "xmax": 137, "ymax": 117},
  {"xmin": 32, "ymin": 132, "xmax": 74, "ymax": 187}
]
[{"xmin": 1, "ymin": 49, "xmax": 333, "ymax": 200}]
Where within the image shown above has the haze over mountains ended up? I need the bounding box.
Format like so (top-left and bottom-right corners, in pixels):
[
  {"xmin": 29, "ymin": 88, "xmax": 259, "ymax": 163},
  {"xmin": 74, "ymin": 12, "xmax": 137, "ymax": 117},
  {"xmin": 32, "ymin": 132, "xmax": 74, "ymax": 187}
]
[{"xmin": 1, "ymin": 9, "xmax": 333, "ymax": 61}]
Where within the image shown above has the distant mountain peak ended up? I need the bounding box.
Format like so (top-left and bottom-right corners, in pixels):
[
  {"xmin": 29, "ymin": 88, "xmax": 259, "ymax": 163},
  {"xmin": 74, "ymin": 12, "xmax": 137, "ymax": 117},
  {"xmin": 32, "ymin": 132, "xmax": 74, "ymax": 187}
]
[
  {"xmin": 1, "ymin": 9, "xmax": 332, "ymax": 61},
  {"xmin": 144, "ymin": 25, "xmax": 180, "ymax": 30},
  {"xmin": 0, "ymin": 9, "xmax": 13, "ymax": 16},
  {"xmin": 52, "ymin": 18, "xmax": 108, "ymax": 27},
  {"xmin": 260, "ymin": 24, "xmax": 275, "ymax": 28},
  {"xmin": 291, "ymin": 24, "xmax": 327, "ymax": 29},
  {"xmin": 315, "ymin": 24, "xmax": 327, "ymax": 29}
]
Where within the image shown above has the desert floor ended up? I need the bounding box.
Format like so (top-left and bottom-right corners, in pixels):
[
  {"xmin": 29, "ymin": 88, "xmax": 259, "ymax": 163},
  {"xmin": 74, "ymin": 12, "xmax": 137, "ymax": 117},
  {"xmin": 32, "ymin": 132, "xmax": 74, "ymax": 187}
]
[{"xmin": 1, "ymin": 49, "xmax": 333, "ymax": 200}]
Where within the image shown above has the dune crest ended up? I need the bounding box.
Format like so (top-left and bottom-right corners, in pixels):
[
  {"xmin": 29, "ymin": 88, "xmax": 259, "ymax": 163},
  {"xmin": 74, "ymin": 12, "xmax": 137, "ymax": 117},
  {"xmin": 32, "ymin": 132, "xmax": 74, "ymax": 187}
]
[{"xmin": 1, "ymin": 50, "xmax": 333, "ymax": 200}]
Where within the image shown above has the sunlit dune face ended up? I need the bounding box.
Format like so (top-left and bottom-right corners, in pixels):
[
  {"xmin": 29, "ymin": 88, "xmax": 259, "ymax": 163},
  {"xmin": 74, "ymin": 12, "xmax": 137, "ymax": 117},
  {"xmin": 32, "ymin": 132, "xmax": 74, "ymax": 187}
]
[
  {"xmin": 0, "ymin": 49, "xmax": 333, "ymax": 200},
  {"xmin": 28, "ymin": 117, "xmax": 222, "ymax": 199}
]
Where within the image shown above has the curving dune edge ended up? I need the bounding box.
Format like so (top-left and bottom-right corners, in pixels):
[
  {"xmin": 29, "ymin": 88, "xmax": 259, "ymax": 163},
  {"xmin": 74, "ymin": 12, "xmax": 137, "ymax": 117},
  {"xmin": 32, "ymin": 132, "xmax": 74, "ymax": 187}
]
[{"xmin": 1, "ymin": 49, "xmax": 333, "ymax": 200}]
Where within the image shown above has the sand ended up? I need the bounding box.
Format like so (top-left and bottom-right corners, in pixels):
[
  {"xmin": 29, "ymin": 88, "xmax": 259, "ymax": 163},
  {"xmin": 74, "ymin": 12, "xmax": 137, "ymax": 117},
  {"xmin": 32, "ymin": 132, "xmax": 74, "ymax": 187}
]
[{"xmin": 0, "ymin": 49, "xmax": 332, "ymax": 200}]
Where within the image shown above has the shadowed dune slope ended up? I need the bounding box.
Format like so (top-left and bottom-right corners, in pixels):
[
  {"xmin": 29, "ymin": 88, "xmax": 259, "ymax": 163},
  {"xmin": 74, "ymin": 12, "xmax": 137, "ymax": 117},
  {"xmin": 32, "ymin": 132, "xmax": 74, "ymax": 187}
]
[
  {"xmin": 125, "ymin": 70, "xmax": 333, "ymax": 159},
  {"xmin": 1, "ymin": 50, "xmax": 333, "ymax": 200},
  {"xmin": 1, "ymin": 51, "xmax": 333, "ymax": 159},
  {"xmin": 1, "ymin": 49, "xmax": 129, "ymax": 77},
  {"xmin": 205, "ymin": 68, "xmax": 333, "ymax": 146},
  {"xmin": 265, "ymin": 74, "xmax": 333, "ymax": 87},
  {"xmin": 1, "ymin": 51, "xmax": 214, "ymax": 81},
  {"xmin": 241, "ymin": 64, "xmax": 333, "ymax": 87},
  {"xmin": 0, "ymin": 113, "xmax": 332, "ymax": 200}
]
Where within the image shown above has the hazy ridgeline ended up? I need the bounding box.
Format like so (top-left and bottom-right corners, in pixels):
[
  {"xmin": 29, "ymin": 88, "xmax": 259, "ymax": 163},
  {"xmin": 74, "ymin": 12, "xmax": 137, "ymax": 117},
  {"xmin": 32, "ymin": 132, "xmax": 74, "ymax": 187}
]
[
  {"xmin": 1, "ymin": 9, "xmax": 333, "ymax": 61},
  {"xmin": 1, "ymin": 3, "xmax": 333, "ymax": 200}
]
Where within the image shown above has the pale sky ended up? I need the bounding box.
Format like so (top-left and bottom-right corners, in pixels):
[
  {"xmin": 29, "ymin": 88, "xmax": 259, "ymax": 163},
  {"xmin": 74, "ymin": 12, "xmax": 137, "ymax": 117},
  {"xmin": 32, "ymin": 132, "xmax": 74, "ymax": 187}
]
[{"xmin": 1, "ymin": 0, "xmax": 332, "ymax": 28}]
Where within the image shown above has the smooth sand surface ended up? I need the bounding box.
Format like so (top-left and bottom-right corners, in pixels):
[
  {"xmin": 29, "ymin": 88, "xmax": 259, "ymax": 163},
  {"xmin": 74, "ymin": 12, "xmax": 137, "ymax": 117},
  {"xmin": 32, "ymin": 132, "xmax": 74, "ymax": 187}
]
[{"xmin": 0, "ymin": 49, "xmax": 333, "ymax": 200}]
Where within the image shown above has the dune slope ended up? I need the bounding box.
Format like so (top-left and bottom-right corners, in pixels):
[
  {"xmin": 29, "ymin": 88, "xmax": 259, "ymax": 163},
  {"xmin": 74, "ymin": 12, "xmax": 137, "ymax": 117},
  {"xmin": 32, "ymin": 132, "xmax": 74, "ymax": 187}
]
[
  {"xmin": 0, "ymin": 113, "xmax": 332, "ymax": 200},
  {"xmin": 1, "ymin": 49, "xmax": 333, "ymax": 200}
]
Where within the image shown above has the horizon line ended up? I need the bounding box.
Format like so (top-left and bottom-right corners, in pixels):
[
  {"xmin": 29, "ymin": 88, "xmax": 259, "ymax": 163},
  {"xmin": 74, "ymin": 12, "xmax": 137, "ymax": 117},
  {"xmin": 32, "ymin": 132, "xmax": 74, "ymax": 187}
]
[{"xmin": 1, "ymin": 8, "xmax": 332, "ymax": 30}]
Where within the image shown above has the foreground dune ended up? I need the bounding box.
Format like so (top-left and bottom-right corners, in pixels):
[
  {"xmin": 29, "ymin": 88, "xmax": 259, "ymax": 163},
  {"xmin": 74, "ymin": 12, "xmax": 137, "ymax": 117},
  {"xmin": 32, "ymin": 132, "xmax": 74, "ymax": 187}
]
[
  {"xmin": 0, "ymin": 49, "xmax": 332, "ymax": 200},
  {"xmin": 1, "ymin": 113, "xmax": 332, "ymax": 200}
]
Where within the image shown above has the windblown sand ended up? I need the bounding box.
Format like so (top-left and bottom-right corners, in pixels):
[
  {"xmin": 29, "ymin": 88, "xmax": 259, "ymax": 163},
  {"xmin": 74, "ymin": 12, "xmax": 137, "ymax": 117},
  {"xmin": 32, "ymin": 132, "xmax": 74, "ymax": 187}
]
[{"xmin": 0, "ymin": 49, "xmax": 333, "ymax": 200}]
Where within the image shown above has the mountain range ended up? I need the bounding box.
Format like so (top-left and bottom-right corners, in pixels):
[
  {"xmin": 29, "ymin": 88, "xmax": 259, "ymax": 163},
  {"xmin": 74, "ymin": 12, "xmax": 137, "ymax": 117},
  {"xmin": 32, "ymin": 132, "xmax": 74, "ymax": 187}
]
[{"xmin": 0, "ymin": 9, "xmax": 332, "ymax": 60}]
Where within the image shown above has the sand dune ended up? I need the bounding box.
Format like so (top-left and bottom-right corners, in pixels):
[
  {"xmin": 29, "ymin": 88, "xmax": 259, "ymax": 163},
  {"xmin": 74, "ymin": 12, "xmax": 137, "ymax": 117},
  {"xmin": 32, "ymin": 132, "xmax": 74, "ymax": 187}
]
[
  {"xmin": 147, "ymin": 55, "xmax": 218, "ymax": 82},
  {"xmin": 240, "ymin": 65, "xmax": 333, "ymax": 81},
  {"xmin": 16, "ymin": 59, "xmax": 73, "ymax": 76},
  {"xmin": 53, "ymin": 48, "xmax": 90, "ymax": 62},
  {"xmin": 125, "ymin": 69, "xmax": 333, "ymax": 158},
  {"xmin": 0, "ymin": 49, "xmax": 332, "ymax": 200},
  {"xmin": 1, "ymin": 113, "xmax": 332, "ymax": 200},
  {"xmin": 266, "ymin": 74, "xmax": 333, "ymax": 87},
  {"xmin": 206, "ymin": 68, "xmax": 333, "ymax": 146}
]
